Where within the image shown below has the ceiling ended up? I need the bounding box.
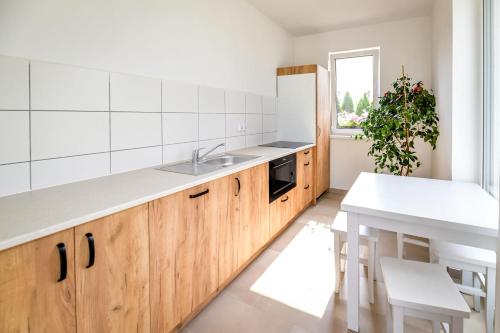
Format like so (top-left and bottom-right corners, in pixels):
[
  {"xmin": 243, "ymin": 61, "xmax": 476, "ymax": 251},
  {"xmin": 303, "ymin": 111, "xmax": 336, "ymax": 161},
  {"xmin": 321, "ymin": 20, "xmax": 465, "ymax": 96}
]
[{"xmin": 246, "ymin": 0, "xmax": 434, "ymax": 36}]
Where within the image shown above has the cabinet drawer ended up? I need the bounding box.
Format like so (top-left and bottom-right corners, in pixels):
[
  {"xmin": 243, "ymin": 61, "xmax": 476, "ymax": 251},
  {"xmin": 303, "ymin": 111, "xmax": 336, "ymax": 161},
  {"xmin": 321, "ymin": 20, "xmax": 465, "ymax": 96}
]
[{"xmin": 269, "ymin": 188, "xmax": 296, "ymax": 237}]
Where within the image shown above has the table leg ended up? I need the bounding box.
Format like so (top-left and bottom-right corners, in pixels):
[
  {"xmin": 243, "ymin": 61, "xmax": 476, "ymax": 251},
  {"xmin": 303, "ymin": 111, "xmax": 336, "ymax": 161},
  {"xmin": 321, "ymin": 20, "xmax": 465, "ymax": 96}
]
[
  {"xmin": 347, "ymin": 212, "xmax": 360, "ymax": 332},
  {"xmin": 392, "ymin": 306, "xmax": 404, "ymax": 333},
  {"xmin": 450, "ymin": 317, "xmax": 463, "ymax": 333}
]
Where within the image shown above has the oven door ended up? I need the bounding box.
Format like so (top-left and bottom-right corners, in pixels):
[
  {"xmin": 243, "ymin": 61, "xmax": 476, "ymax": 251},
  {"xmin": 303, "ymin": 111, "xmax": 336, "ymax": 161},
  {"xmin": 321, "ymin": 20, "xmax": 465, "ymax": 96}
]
[{"xmin": 269, "ymin": 153, "xmax": 297, "ymax": 202}]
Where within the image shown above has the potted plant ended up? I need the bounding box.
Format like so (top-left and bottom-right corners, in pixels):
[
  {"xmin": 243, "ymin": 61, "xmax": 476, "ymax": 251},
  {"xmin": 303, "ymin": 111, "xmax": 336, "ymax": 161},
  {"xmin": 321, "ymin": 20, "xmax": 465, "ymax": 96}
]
[{"xmin": 356, "ymin": 67, "xmax": 439, "ymax": 176}]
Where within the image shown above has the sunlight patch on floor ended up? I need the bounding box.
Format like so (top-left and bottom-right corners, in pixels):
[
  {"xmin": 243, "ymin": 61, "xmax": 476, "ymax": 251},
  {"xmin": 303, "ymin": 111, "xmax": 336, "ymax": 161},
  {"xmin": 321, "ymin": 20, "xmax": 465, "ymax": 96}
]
[{"xmin": 250, "ymin": 220, "xmax": 335, "ymax": 318}]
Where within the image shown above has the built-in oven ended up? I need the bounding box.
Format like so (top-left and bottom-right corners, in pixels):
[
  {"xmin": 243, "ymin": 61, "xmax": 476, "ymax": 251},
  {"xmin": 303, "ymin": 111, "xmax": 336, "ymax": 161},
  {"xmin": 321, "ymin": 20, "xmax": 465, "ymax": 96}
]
[{"xmin": 269, "ymin": 153, "xmax": 297, "ymax": 203}]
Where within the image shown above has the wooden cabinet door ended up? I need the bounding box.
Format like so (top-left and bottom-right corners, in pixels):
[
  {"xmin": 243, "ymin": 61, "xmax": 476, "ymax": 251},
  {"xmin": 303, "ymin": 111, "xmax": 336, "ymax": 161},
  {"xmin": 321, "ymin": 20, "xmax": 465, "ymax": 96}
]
[
  {"xmin": 75, "ymin": 204, "xmax": 150, "ymax": 333},
  {"xmin": 218, "ymin": 175, "xmax": 240, "ymax": 286},
  {"xmin": 237, "ymin": 163, "xmax": 269, "ymax": 267},
  {"xmin": 0, "ymin": 230, "xmax": 76, "ymax": 333},
  {"xmin": 296, "ymin": 149, "xmax": 314, "ymax": 212},
  {"xmin": 316, "ymin": 65, "xmax": 331, "ymax": 197},
  {"xmin": 269, "ymin": 188, "xmax": 296, "ymax": 237},
  {"xmin": 151, "ymin": 177, "xmax": 225, "ymax": 327}
]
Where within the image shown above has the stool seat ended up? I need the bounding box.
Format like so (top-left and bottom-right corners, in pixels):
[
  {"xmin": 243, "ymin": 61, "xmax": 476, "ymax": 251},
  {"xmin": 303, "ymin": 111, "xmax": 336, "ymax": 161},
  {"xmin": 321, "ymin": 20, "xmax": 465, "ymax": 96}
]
[
  {"xmin": 330, "ymin": 211, "xmax": 378, "ymax": 241},
  {"xmin": 431, "ymin": 240, "xmax": 496, "ymax": 268},
  {"xmin": 381, "ymin": 257, "xmax": 470, "ymax": 318}
]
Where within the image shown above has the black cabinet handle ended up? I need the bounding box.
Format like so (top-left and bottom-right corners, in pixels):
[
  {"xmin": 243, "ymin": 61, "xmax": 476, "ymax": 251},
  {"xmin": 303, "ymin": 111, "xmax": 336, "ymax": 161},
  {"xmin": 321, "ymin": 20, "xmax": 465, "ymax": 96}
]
[
  {"xmin": 85, "ymin": 233, "xmax": 95, "ymax": 269},
  {"xmin": 304, "ymin": 162, "xmax": 310, "ymax": 166},
  {"xmin": 304, "ymin": 150, "xmax": 310, "ymax": 155},
  {"xmin": 304, "ymin": 184, "xmax": 310, "ymax": 189},
  {"xmin": 235, "ymin": 177, "xmax": 241, "ymax": 197},
  {"xmin": 281, "ymin": 196, "xmax": 289, "ymax": 202},
  {"xmin": 56, "ymin": 243, "xmax": 67, "ymax": 282},
  {"xmin": 189, "ymin": 189, "xmax": 209, "ymax": 199}
]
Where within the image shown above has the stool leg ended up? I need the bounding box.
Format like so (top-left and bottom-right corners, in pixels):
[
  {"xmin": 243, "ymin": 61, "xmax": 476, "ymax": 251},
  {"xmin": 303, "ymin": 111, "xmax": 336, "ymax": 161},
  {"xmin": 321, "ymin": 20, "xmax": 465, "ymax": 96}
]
[
  {"xmin": 368, "ymin": 239, "xmax": 375, "ymax": 304},
  {"xmin": 449, "ymin": 317, "xmax": 463, "ymax": 333},
  {"xmin": 392, "ymin": 306, "xmax": 404, "ymax": 333},
  {"xmin": 334, "ymin": 232, "xmax": 341, "ymax": 294},
  {"xmin": 486, "ymin": 267, "xmax": 496, "ymax": 333},
  {"xmin": 472, "ymin": 272, "xmax": 481, "ymax": 312},
  {"xmin": 432, "ymin": 321, "xmax": 441, "ymax": 333},
  {"xmin": 396, "ymin": 233, "xmax": 404, "ymax": 259}
]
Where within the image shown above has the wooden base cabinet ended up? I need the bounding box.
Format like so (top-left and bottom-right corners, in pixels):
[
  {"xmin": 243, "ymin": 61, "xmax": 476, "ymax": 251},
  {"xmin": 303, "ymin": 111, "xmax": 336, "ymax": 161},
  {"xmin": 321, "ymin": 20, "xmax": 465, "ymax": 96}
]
[
  {"xmin": 149, "ymin": 177, "xmax": 227, "ymax": 332},
  {"xmin": 269, "ymin": 188, "xmax": 297, "ymax": 237},
  {"xmin": 236, "ymin": 163, "xmax": 269, "ymax": 268},
  {"xmin": 75, "ymin": 204, "xmax": 150, "ymax": 333},
  {"xmin": 0, "ymin": 230, "xmax": 76, "ymax": 333},
  {"xmin": 295, "ymin": 148, "xmax": 314, "ymax": 211}
]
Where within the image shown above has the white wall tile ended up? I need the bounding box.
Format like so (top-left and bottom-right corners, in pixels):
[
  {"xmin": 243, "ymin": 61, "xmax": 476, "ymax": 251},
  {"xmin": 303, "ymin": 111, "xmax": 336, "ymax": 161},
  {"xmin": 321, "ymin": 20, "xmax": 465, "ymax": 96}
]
[
  {"xmin": 226, "ymin": 114, "xmax": 246, "ymax": 137},
  {"xmin": 225, "ymin": 91, "xmax": 245, "ymax": 113},
  {"xmin": 163, "ymin": 113, "xmax": 198, "ymax": 144},
  {"xmin": 162, "ymin": 80, "xmax": 198, "ymax": 113},
  {"xmin": 199, "ymin": 86, "xmax": 224, "ymax": 113},
  {"xmin": 111, "ymin": 113, "xmax": 161, "ymax": 151},
  {"xmin": 225, "ymin": 136, "xmax": 246, "ymax": 151},
  {"xmin": 263, "ymin": 114, "xmax": 277, "ymax": 133},
  {"xmin": 0, "ymin": 56, "xmax": 29, "ymax": 110},
  {"xmin": 246, "ymin": 94, "xmax": 262, "ymax": 114},
  {"xmin": 110, "ymin": 73, "xmax": 161, "ymax": 112},
  {"xmin": 263, "ymin": 96, "xmax": 277, "ymax": 114},
  {"xmin": 199, "ymin": 138, "xmax": 225, "ymax": 156},
  {"xmin": 31, "ymin": 62, "xmax": 109, "ymax": 111},
  {"xmin": 31, "ymin": 111, "xmax": 109, "ymax": 160},
  {"xmin": 111, "ymin": 146, "xmax": 162, "ymax": 174},
  {"xmin": 32, "ymin": 153, "xmax": 109, "ymax": 190},
  {"xmin": 246, "ymin": 134, "xmax": 262, "ymax": 147},
  {"xmin": 0, "ymin": 163, "xmax": 30, "ymax": 197},
  {"xmin": 246, "ymin": 114, "xmax": 263, "ymax": 135},
  {"xmin": 164, "ymin": 141, "xmax": 198, "ymax": 164},
  {"xmin": 0, "ymin": 111, "xmax": 30, "ymax": 164},
  {"xmin": 263, "ymin": 132, "xmax": 278, "ymax": 144},
  {"xmin": 199, "ymin": 114, "xmax": 225, "ymax": 140}
]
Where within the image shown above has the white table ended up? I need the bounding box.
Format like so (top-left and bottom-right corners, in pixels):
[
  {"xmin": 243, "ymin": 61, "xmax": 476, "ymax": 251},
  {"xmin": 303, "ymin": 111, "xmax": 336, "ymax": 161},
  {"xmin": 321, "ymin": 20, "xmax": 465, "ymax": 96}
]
[{"xmin": 340, "ymin": 173, "xmax": 499, "ymax": 332}]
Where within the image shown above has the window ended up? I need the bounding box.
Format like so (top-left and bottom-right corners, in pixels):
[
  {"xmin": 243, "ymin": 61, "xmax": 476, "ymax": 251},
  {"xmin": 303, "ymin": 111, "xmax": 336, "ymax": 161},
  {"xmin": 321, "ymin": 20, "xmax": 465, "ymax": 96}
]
[
  {"xmin": 483, "ymin": 0, "xmax": 499, "ymax": 199},
  {"xmin": 329, "ymin": 48, "xmax": 380, "ymax": 135}
]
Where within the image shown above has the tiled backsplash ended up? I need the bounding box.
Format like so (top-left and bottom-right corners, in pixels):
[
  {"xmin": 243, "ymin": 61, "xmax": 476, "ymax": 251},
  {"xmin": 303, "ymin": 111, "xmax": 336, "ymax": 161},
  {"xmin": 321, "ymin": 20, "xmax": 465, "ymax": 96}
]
[{"xmin": 0, "ymin": 55, "xmax": 278, "ymax": 197}]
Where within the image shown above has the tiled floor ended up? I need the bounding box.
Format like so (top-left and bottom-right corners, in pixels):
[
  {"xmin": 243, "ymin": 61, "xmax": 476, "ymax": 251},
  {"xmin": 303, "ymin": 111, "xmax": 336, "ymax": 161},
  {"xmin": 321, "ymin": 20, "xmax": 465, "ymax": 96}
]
[{"xmin": 182, "ymin": 191, "xmax": 486, "ymax": 333}]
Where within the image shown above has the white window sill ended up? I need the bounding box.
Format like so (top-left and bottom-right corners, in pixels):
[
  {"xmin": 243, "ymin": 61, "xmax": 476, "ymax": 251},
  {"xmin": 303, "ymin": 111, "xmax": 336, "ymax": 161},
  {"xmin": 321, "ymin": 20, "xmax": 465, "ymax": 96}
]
[{"xmin": 330, "ymin": 134, "xmax": 357, "ymax": 140}]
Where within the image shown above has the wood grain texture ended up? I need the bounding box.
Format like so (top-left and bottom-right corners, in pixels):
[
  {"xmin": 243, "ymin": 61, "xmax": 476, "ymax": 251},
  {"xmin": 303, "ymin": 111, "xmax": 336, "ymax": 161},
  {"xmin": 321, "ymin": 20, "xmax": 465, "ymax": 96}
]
[
  {"xmin": 218, "ymin": 175, "xmax": 240, "ymax": 286},
  {"xmin": 149, "ymin": 198, "xmax": 181, "ymax": 332},
  {"xmin": 269, "ymin": 188, "xmax": 296, "ymax": 238},
  {"xmin": 277, "ymin": 65, "xmax": 318, "ymax": 76},
  {"xmin": 316, "ymin": 65, "xmax": 331, "ymax": 197},
  {"xmin": 75, "ymin": 204, "xmax": 150, "ymax": 333},
  {"xmin": 295, "ymin": 149, "xmax": 314, "ymax": 212},
  {"xmin": 237, "ymin": 163, "xmax": 270, "ymax": 267},
  {"xmin": 0, "ymin": 229, "xmax": 76, "ymax": 333}
]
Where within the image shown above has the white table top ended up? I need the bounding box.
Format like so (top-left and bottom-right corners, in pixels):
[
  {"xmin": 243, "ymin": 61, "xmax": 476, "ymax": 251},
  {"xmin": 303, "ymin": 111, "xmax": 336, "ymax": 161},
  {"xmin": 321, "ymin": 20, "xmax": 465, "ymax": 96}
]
[
  {"xmin": 341, "ymin": 173, "xmax": 499, "ymax": 237},
  {"xmin": 0, "ymin": 144, "xmax": 315, "ymax": 251},
  {"xmin": 380, "ymin": 257, "xmax": 470, "ymax": 318}
]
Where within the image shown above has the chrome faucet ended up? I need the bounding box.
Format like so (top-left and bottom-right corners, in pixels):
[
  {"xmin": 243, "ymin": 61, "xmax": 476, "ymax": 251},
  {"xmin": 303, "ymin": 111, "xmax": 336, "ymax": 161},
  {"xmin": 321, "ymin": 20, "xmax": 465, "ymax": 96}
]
[{"xmin": 192, "ymin": 143, "xmax": 225, "ymax": 164}]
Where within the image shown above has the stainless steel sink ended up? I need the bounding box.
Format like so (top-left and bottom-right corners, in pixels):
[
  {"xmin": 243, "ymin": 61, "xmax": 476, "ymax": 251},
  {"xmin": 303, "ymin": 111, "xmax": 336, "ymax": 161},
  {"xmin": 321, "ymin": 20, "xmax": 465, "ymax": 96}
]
[
  {"xmin": 202, "ymin": 154, "xmax": 256, "ymax": 167},
  {"xmin": 157, "ymin": 154, "xmax": 259, "ymax": 176}
]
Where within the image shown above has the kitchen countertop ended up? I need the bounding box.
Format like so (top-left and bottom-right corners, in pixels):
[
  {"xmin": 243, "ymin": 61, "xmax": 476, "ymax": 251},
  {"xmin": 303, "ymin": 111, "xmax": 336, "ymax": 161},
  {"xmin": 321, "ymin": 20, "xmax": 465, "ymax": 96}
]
[{"xmin": 0, "ymin": 144, "xmax": 315, "ymax": 251}]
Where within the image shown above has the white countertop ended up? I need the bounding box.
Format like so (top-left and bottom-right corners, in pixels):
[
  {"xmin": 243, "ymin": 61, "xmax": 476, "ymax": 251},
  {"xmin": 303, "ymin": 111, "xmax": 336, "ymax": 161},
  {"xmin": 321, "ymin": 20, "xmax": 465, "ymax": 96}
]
[
  {"xmin": 341, "ymin": 172, "xmax": 499, "ymax": 237},
  {"xmin": 0, "ymin": 144, "xmax": 314, "ymax": 251}
]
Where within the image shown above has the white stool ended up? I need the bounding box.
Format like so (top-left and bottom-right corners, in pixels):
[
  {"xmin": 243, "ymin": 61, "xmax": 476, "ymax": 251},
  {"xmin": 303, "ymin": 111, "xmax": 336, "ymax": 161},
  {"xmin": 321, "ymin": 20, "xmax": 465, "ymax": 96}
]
[
  {"xmin": 380, "ymin": 257, "xmax": 470, "ymax": 333},
  {"xmin": 397, "ymin": 233, "xmax": 430, "ymax": 259},
  {"xmin": 331, "ymin": 211, "xmax": 379, "ymax": 303},
  {"xmin": 431, "ymin": 240, "xmax": 497, "ymax": 333}
]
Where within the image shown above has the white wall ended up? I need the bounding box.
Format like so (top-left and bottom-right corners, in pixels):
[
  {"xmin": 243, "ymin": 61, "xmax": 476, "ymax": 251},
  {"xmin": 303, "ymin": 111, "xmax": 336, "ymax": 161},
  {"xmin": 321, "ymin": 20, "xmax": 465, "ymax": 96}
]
[
  {"xmin": 294, "ymin": 17, "xmax": 433, "ymax": 189},
  {"xmin": 0, "ymin": 0, "xmax": 290, "ymax": 197},
  {"xmin": 451, "ymin": 0, "xmax": 483, "ymax": 184},
  {"xmin": 0, "ymin": 0, "xmax": 292, "ymax": 96},
  {"xmin": 431, "ymin": 0, "xmax": 453, "ymax": 181}
]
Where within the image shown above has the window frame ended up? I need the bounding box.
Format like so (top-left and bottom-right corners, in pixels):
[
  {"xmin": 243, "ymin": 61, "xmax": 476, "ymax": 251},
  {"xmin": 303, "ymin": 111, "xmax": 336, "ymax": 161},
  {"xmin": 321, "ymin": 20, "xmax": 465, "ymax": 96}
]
[
  {"xmin": 329, "ymin": 47, "xmax": 380, "ymax": 136},
  {"xmin": 482, "ymin": 0, "xmax": 498, "ymax": 198}
]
